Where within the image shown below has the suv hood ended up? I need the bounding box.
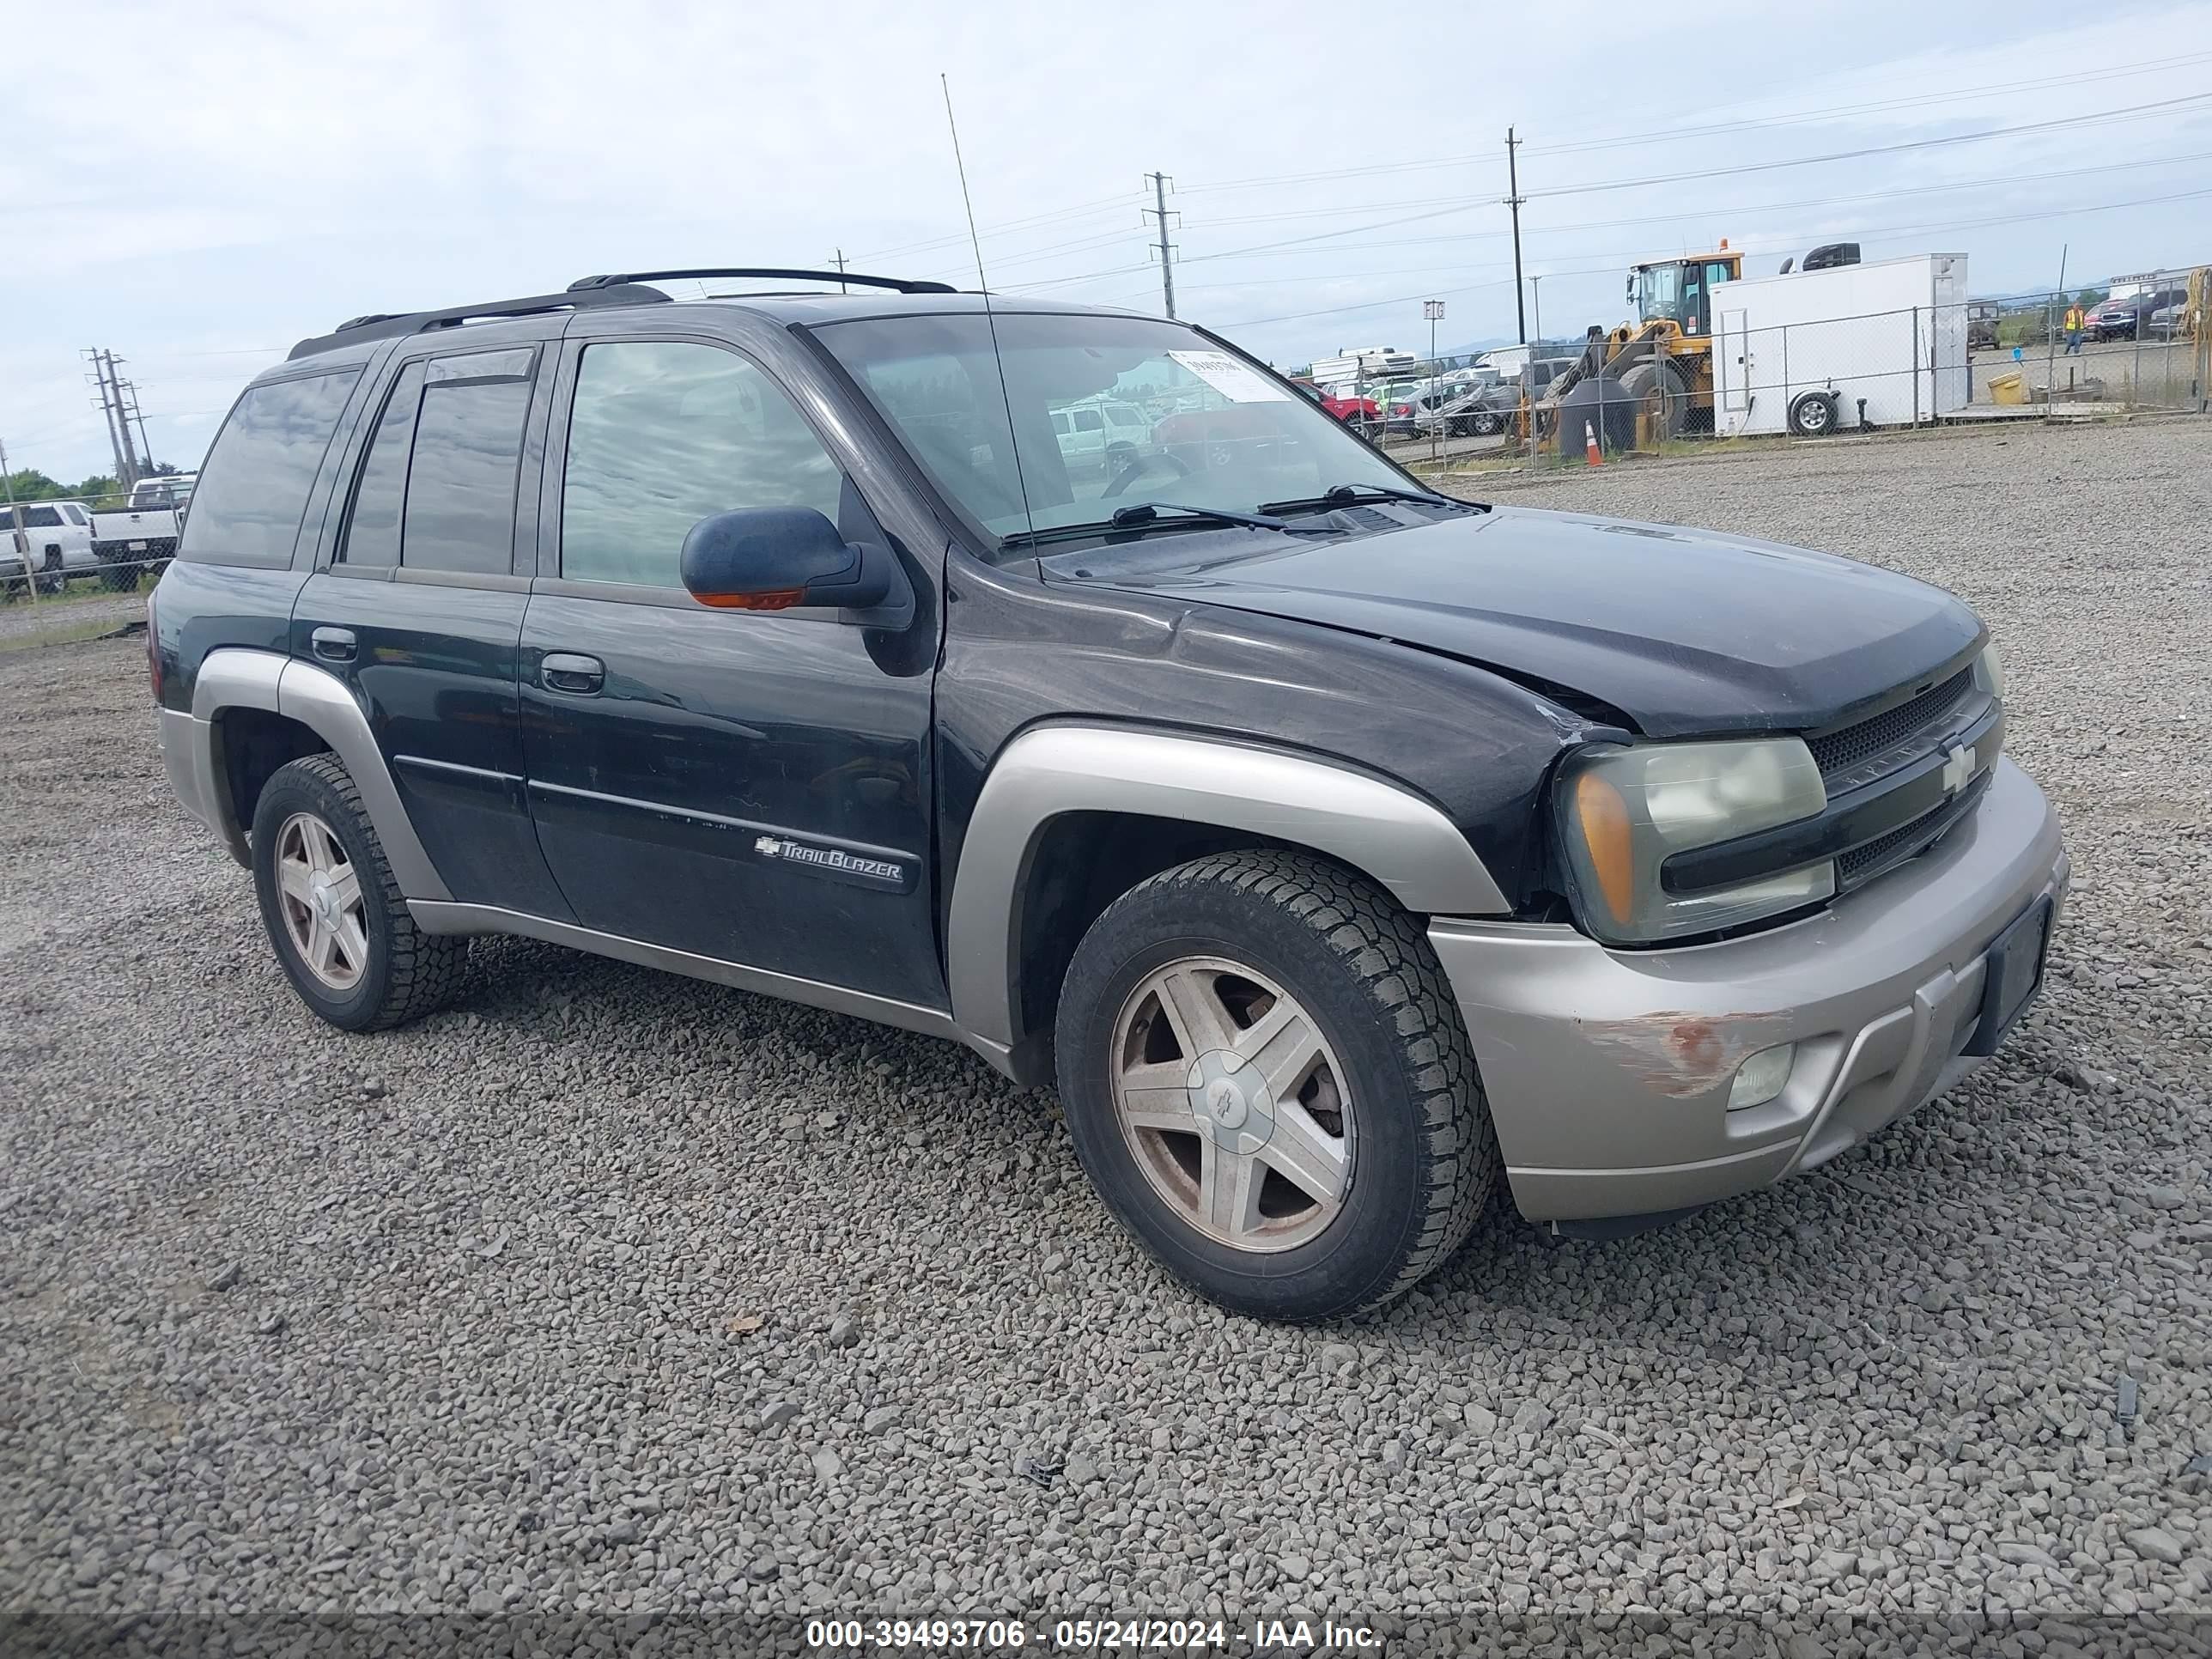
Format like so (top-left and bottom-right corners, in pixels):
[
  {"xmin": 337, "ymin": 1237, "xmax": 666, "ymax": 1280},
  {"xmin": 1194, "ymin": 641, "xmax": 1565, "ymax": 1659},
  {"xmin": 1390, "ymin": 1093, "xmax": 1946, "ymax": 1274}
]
[{"xmin": 1075, "ymin": 505, "xmax": 1983, "ymax": 737}]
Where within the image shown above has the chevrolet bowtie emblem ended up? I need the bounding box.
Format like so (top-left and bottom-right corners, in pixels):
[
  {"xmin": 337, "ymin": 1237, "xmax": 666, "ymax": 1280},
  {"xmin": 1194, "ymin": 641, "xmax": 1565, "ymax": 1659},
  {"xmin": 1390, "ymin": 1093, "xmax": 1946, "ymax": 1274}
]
[{"xmin": 1940, "ymin": 743, "xmax": 1974, "ymax": 798}]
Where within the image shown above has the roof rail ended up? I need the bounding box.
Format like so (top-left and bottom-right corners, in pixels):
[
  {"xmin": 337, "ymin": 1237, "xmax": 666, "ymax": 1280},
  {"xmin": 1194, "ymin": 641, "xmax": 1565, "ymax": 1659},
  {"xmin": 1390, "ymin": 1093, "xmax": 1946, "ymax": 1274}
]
[
  {"xmin": 287, "ymin": 283, "xmax": 672, "ymax": 361},
  {"xmin": 568, "ymin": 267, "xmax": 957, "ymax": 296}
]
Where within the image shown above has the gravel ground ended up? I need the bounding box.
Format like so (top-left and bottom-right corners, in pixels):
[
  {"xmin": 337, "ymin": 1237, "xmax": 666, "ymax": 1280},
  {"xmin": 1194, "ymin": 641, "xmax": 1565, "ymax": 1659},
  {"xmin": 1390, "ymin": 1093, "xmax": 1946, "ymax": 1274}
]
[
  {"xmin": 0, "ymin": 588, "xmax": 144, "ymax": 647},
  {"xmin": 2, "ymin": 419, "xmax": 2209, "ymax": 1654}
]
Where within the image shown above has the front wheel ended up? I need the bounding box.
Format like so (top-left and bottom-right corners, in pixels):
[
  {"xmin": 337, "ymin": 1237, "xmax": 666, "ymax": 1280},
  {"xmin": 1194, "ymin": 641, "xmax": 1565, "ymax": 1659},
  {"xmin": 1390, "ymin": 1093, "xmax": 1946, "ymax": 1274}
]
[{"xmin": 1054, "ymin": 850, "xmax": 1496, "ymax": 1322}]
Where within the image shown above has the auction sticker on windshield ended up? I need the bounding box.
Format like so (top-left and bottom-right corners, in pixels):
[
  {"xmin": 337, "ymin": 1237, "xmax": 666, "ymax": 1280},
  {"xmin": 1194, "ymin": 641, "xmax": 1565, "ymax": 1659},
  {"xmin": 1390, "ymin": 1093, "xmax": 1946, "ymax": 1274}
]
[{"xmin": 1168, "ymin": 350, "xmax": 1291, "ymax": 404}]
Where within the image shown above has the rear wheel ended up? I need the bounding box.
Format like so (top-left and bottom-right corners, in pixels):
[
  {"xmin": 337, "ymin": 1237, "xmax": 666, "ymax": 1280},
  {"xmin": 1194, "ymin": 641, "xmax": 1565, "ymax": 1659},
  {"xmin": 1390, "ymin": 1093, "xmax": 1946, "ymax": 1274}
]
[
  {"xmin": 1054, "ymin": 850, "xmax": 1496, "ymax": 1322},
  {"xmin": 252, "ymin": 753, "xmax": 465, "ymax": 1032}
]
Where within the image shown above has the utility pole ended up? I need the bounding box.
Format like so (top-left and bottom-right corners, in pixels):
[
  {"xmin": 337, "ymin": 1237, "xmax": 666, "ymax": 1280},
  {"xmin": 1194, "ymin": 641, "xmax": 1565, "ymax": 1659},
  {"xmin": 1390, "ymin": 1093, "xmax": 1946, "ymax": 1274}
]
[
  {"xmin": 829, "ymin": 248, "xmax": 848, "ymax": 294},
  {"xmin": 1504, "ymin": 127, "xmax": 1527, "ymax": 345},
  {"xmin": 85, "ymin": 349, "xmax": 143, "ymax": 489},
  {"xmin": 1144, "ymin": 172, "xmax": 1178, "ymax": 319},
  {"xmin": 84, "ymin": 349, "xmax": 130, "ymax": 489}
]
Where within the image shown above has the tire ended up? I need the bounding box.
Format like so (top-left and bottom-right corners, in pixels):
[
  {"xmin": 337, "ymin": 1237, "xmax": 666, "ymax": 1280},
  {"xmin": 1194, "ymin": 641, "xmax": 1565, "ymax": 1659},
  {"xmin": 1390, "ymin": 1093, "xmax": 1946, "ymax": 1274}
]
[
  {"xmin": 251, "ymin": 753, "xmax": 465, "ymax": 1032},
  {"xmin": 1471, "ymin": 411, "xmax": 1504, "ymax": 437},
  {"xmin": 1054, "ymin": 849, "xmax": 1496, "ymax": 1322},
  {"xmin": 1617, "ymin": 357, "xmax": 1691, "ymax": 440},
  {"xmin": 1788, "ymin": 391, "xmax": 1838, "ymax": 437}
]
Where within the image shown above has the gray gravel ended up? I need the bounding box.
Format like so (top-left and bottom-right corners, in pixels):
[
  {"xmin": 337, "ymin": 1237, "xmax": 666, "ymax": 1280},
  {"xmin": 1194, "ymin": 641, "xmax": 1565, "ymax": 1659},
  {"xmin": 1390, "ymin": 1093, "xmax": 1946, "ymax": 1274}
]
[{"xmin": 3, "ymin": 418, "xmax": 2209, "ymax": 1650}]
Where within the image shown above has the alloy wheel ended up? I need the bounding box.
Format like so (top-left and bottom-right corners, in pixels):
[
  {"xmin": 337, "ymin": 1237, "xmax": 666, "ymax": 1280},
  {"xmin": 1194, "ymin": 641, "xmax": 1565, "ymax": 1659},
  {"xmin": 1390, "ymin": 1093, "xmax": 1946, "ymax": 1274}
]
[
  {"xmin": 1109, "ymin": 955, "xmax": 1354, "ymax": 1253},
  {"xmin": 274, "ymin": 811, "xmax": 368, "ymax": 991}
]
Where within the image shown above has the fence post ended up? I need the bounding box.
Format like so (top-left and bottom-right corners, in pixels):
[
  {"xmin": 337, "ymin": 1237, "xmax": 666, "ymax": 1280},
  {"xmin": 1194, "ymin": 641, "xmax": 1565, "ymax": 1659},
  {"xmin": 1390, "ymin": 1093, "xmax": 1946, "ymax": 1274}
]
[
  {"xmin": 0, "ymin": 439, "xmax": 37, "ymax": 617},
  {"xmin": 1911, "ymin": 306, "xmax": 1921, "ymax": 428}
]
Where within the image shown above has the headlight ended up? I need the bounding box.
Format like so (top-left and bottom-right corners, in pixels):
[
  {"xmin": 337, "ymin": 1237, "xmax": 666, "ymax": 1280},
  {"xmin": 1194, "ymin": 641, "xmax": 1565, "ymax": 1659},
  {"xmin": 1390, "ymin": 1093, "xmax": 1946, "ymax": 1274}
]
[
  {"xmin": 1972, "ymin": 641, "xmax": 2004, "ymax": 700},
  {"xmin": 1559, "ymin": 738, "xmax": 1833, "ymax": 945}
]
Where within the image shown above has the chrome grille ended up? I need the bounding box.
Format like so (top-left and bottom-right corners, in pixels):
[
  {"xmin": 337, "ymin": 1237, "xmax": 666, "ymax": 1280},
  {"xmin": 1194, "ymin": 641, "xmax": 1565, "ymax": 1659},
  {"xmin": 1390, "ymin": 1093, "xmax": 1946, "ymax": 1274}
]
[{"xmin": 1808, "ymin": 668, "xmax": 1975, "ymax": 781}]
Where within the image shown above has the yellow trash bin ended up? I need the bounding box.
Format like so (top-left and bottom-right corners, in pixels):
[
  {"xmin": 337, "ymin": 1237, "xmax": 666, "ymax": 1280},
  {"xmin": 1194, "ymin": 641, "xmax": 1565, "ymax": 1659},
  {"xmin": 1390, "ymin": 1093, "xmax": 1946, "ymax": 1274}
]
[{"xmin": 1990, "ymin": 370, "xmax": 2027, "ymax": 406}]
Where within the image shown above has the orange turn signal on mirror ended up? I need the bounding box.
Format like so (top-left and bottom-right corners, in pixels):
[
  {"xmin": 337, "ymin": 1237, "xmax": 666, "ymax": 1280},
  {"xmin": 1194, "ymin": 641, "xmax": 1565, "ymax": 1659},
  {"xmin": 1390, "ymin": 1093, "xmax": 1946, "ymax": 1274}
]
[
  {"xmin": 693, "ymin": 588, "xmax": 807, "ymax": 611},
  {"xmin": 1573, "ymin": 769, "xmax": 1636, "ymax": 925}
]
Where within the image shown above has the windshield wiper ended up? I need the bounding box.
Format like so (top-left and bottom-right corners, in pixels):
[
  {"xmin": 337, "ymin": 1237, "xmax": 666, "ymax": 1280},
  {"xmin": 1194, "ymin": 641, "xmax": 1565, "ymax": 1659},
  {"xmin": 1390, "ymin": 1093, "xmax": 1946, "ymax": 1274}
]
[
  {"xmin": 1259, "ymin": 482, "xmax": 1472, "ymax": 514},
  {"xmin": 997, "ymin": 501, "xmax": 1331, "ymax": 550}
]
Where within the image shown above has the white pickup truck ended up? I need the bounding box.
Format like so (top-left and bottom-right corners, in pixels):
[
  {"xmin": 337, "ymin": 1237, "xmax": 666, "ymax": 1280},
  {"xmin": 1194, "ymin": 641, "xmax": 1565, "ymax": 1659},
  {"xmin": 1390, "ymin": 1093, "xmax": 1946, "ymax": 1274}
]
[
  {"xmin": 88, "ymin": 473, "xmax": 197, "ymax": 592},
  {"xmin": 0, "ymin": 500, "xmax": 97, "ymax": 597}
]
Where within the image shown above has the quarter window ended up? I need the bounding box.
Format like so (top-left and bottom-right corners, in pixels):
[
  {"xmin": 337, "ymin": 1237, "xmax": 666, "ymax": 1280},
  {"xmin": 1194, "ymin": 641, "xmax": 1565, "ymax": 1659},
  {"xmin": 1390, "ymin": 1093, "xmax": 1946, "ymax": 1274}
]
[{"xmin": 559, "ymin": 341, "xmax": 844, "ymax": 588}]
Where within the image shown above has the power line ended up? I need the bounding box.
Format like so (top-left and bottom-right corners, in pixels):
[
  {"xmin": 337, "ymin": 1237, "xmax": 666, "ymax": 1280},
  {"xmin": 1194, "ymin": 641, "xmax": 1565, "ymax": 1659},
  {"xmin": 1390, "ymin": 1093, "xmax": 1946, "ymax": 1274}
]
[
  {"xmin": 1210, "ymin": 182, "xmax": 2212, "ymax": 330},
  {"xmin": 1527, "ymin": 49, "xmax": 2212, "ymax": 155},
  {"xmin": 1521, "ymin": 93, "xmax": 2212, "ymax": 201},
  {"xmin": 1171, "ymin": 49, "xmax": 2209, "ymax": 198}
]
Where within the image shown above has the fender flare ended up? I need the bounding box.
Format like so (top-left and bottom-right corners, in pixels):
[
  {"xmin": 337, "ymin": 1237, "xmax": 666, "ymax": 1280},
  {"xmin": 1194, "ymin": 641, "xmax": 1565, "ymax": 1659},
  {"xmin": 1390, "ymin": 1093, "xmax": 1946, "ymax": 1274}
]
[
  {"xmin": 945, "ymin": 724, "xmax": 1509, "ymax": 1056},
  {"xmin": 185, "ymin": 647, "xmax": 450, "ymax": 900}
]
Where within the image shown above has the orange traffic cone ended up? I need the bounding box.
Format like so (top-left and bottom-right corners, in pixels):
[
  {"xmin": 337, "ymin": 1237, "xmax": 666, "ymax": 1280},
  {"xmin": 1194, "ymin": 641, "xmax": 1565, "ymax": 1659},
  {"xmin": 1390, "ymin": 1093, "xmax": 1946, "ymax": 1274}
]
[{"xmin": 1583, "ymin": 419, "xmax": 1602, "ymax": 467}]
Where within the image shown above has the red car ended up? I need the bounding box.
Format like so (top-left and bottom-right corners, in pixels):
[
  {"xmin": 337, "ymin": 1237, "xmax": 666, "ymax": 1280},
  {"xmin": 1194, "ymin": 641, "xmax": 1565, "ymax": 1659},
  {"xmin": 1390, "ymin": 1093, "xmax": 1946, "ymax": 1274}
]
[{"xmin": 1292, "ymin": 380, "xmax": 1381, "ymax": 435}]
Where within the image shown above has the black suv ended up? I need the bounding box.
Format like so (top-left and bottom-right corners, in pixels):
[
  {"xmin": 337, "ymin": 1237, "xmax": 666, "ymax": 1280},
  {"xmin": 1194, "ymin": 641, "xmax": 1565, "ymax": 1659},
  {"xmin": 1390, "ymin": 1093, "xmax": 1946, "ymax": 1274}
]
[{"xmin": 153, "ymin": 267, "xmax": 2066, "ymax": 1322}]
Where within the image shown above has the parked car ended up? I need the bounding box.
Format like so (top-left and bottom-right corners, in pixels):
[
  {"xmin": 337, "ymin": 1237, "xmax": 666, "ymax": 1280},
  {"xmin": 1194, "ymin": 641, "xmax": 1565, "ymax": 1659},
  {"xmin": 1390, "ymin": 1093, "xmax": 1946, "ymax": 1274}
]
[
  {"xmin": 1419, "ymin": 381, "xmax": 1517, "ymax": 438},
  {"xmin": 89, "ymin": 471, "xmax": 198, "ymax": 591},
  {"xmin": 0, "ymin": 499, "xmax": 97, "ymax": 597},
  {"xmin": 2148, "ymin": 299, "xmax": 2190, "ymax": 339},
  {"xmin": 1292, "ymin": 380, "xmax": 1382, "ymax": 435},
  {"xmin": 1051, "ymin": 400, "xmax": 1152, "ymax": 479},
  {"xmin": 1966, "ymin": 301, "xmax": 2001, "ymax": 350},
  {"xmin": 2087, "ymin": 288, "xmax": 2186, "ymax": 343},
  {"xmin": 153, "ymin": 266, "xmax": 2065, "ymax": 1323}
]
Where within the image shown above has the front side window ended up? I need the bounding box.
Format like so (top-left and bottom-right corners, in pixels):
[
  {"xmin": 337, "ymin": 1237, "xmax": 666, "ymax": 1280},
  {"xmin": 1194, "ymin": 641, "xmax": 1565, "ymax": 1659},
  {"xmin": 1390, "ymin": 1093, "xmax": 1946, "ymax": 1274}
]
[
  {"xmin": 815, "ymin": 312, "xmax": 1412, "ymax": 553},
  {"xmin": 560, "ymin": 340, "xmax": 844, "ymax": 588},
  {"xmin": 178, "ymin": 369, "xmax": 361, "ymax": 568}
]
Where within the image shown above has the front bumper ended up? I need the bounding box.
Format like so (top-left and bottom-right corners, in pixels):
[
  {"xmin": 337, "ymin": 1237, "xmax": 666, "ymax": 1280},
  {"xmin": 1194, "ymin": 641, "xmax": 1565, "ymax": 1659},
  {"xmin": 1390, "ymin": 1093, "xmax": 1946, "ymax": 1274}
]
[{"xmin": 1429, "ymin": 757, "xmax": 2068, "ymax": 1222}]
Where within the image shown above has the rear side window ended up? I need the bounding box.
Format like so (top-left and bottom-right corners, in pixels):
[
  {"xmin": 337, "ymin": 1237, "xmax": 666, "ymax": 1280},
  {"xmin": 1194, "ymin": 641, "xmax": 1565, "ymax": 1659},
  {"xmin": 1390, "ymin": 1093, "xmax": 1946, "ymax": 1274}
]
[
  {"xmin": 179, "ymin": 369, "xmax": 361, "ymax": 568},
  {"xmin": 401, "ymin": 350, "xmax": 535, "ymax": 576},
  {"xmin": 335, "ymin": 347, "xmax": 534, "ymax": 577},
  {"xmin": 24, "ymin": 506, "xmax": 62, "ymax": 528},
  {"xmin": 338, "ymin": 361, "xmax": 427, "ymax": 568}
]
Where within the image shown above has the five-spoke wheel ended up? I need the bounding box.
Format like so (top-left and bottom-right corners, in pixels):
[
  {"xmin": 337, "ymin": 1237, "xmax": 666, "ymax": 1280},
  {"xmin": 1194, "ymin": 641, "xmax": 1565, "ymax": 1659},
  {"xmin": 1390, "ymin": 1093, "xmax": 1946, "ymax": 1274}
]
[
  {"xmin": 273, "ymin": 811, "xmax": 368, "ymax": 991},
  {"xmin": 1111, "ymin": 956, "xmax": 1352, "ymax": 1253}
]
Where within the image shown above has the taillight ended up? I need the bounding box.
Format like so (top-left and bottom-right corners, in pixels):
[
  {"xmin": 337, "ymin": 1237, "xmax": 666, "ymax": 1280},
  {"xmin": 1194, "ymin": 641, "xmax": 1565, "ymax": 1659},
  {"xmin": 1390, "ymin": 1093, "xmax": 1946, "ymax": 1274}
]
[{"xmin": 146, "ymin": 589, "xmax": 161, "ymax": 702}]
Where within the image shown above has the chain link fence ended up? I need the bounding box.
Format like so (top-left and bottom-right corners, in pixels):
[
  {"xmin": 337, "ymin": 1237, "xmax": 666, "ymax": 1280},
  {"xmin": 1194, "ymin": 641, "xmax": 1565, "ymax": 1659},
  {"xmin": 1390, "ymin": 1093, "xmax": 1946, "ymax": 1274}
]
[
  {"xmin": 0, "ymin": 487, "xmax": 178, "ymax": 653},
  {"xmin": 1335, "ymin": 262, "xmax": 2209, "ymax": 470}
]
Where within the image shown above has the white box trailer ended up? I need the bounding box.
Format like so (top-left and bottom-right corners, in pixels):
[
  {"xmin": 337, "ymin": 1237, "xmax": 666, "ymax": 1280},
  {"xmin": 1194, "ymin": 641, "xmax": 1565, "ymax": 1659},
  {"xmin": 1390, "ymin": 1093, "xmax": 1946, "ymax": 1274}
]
[{"xmin": 1712, "ymin": 253, "xmax": 1968, "ymax": 437}]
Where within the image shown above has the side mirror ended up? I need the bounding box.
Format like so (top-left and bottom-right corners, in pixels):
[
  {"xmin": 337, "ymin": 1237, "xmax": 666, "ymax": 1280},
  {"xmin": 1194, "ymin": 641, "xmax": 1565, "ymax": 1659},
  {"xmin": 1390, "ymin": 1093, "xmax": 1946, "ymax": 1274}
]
[{"xmin": 680, "ymin": 507, "xmax": 892, "ymax": 614}]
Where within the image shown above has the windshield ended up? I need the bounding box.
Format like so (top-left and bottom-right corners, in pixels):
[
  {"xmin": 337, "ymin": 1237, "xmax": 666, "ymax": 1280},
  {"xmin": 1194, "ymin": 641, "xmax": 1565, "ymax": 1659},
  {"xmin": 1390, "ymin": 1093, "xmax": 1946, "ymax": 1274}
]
[{"xmin": 813, "ymin": 311, "xmax": 1412, "ymax": 555}]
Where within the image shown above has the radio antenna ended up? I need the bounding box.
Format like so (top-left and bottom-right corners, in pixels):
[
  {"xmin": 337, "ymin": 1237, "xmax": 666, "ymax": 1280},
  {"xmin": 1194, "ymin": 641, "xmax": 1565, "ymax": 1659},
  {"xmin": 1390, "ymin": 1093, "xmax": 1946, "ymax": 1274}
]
[{"xmin": 940, "ymin": 72, "xmax": 1035, "ymax": 538}]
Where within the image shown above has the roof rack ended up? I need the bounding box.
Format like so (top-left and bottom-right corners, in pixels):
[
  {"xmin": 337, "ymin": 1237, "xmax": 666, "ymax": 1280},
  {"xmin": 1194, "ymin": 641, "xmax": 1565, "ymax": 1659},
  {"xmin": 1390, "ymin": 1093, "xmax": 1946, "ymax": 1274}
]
[
  {"xmin": 568, "ymin": 267, "xmax": 957, "ymax": 296},
  {"xmin": 287, "ymin": 283, "xmax": 672, "ymax": 361}
]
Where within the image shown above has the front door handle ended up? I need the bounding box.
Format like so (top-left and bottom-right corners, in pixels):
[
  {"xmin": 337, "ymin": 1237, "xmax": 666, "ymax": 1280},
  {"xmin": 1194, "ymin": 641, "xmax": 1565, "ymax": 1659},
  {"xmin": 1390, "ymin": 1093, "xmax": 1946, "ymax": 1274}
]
[
  {"xmin": 311, "ymin": 626, "xmax": 356, "ymax": 664},
  {"xmin": 540, "ymin": 652, "xmax": 605, "ymax": 695}
]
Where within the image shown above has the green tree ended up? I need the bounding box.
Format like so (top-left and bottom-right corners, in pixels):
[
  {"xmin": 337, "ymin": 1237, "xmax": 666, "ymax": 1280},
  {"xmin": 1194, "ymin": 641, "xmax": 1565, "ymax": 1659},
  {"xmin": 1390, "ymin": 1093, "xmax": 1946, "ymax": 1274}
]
[
  {"xmin": 71, "ymin": 474, "xmax": 118, "ymax": 501},
  {"xmin": 2075, "ymin": 288, "xmax": 2107, "ymax": 309},
  {"xmin": 3, "ymin": 468, "xmax": 64, "ymax": 502}
]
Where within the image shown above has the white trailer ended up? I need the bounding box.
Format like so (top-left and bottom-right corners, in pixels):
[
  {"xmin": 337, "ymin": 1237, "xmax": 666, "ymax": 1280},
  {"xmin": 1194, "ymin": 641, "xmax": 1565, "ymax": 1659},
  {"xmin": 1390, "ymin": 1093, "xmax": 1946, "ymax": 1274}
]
[{"xmin": 1712, "ymin": 253, "xmax": 1968, "ymax": 437}]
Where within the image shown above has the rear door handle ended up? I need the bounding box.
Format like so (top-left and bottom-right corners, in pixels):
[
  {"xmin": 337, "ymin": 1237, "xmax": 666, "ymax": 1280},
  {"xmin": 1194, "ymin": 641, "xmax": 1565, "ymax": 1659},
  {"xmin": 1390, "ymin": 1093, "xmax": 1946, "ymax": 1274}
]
[
  {"xmin": 311, "ymin": 626, "xmax": 356, "ymax": 664},
  {"xmin": 540, "ymin": 652, "xmax": 605, "ymax": 695}
]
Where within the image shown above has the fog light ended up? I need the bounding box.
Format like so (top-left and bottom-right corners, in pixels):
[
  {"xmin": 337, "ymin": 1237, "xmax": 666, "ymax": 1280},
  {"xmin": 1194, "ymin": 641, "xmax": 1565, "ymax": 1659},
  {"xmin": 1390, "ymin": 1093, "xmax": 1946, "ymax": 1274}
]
[{"xmin": 1727, "ymin": 1043, "xmax": 1796, "ymax": 1111}]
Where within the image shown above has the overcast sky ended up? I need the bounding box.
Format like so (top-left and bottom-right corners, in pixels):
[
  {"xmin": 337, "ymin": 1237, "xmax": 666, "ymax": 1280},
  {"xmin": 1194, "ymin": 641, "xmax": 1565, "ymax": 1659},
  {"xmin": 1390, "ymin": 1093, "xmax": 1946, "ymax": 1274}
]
[{"xmin": 5, "ymin": 0, "xmax": 2209, "ymax": 482}]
